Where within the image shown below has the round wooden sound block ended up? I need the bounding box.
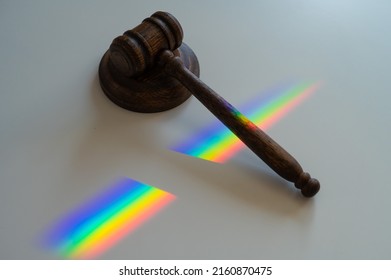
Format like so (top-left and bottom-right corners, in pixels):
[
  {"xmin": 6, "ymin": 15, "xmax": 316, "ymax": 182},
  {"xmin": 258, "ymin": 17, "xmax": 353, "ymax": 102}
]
[
  {"xmin": 99, "ymin": 43, "xmax": 200, "ymax": 113},
  {"xmin": 98, "ymin": 11, "xmax": 320, "ymax": 197}
]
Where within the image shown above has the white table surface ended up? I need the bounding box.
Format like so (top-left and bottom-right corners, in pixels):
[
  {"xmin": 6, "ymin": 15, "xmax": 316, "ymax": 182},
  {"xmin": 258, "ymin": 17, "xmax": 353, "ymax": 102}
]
[{"xmin": 1, "ymin": 0, "xmax": 390, "ymax": 259}]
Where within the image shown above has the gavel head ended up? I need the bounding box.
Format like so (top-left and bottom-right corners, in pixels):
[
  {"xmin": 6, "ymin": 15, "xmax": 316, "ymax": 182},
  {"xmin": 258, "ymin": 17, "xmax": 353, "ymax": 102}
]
[
  {"xmin": 109, "ymin": 11, "xmax": 184, "ymax": 77},
  {"xmin": 99, "ymin": 11, "xmax": 199, "ymax": 112}
]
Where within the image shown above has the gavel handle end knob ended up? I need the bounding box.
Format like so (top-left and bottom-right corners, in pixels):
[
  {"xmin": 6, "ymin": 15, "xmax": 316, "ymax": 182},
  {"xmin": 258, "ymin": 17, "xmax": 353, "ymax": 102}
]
[
  {"xmin": 159, "ymin": 50, "xmax": 321, "ymax": 198},
  {"xmin": 295, "ymin": 172, "xmax": 320, "ymax": 197}
]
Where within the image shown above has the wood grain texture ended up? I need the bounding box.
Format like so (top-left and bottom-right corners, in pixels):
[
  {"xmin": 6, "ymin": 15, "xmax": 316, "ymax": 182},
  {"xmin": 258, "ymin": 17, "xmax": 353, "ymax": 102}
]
[
  {"xmin": 99, "ymin": 43, "xmax": 199, "ymax": 112},
  {"xmin": 159, "ymin": 51, "xmax": 320, "ymax": 197},
  {"xmin": 98, "ymin": 11, "xmax": 320, "ymax": 197}
]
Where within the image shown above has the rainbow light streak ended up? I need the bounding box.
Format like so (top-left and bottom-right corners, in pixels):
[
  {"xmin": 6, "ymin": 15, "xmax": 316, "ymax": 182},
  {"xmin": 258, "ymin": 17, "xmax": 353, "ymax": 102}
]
[
  {"xmin": 171, "ymin": 82, "xmax": 320, "ymax": 163},
  {"xmin": 42, "ymin": 178, "xmax": 175, "ymax": 259}
]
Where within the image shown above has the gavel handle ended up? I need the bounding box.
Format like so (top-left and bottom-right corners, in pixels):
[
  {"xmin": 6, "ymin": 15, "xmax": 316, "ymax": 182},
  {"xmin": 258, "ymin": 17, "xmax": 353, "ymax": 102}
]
[{"xmin": 159, "ymin": 51, "xmax": 320, "ymax": 197}]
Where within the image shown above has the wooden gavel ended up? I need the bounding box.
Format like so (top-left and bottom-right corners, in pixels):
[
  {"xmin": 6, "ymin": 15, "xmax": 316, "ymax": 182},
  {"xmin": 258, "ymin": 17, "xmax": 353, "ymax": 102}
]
[{"xmin": 99, "ymin": 11, "xmax": 320, "ymax": 197}]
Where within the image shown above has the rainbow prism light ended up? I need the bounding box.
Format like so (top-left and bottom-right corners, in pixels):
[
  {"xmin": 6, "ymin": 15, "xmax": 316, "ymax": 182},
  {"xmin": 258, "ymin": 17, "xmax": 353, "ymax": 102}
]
[
  {"xmin": 171, "ymin": 81, "xmax": 320, "ymax": 163},
  {"xmin": 42, "ymin": 178, "xmax": 175, "ymax": 259}
]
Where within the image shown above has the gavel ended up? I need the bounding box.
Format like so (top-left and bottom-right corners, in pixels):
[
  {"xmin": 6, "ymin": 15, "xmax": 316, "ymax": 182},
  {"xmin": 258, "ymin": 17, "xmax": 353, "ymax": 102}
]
[{"xmin": 99, "ymin": 11, "xmax": 320, "ymax": 197}]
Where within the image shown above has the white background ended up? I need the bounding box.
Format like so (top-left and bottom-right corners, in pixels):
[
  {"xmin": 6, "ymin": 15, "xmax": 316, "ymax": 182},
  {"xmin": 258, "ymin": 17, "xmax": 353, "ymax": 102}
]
[{"xmin": 1, "ymin": 0, "xmax": 390, "ymax": 259}]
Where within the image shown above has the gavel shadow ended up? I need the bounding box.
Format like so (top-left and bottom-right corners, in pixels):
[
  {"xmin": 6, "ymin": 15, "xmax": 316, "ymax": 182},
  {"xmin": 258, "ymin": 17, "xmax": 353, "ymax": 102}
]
[
  {"xmin": 68, "ymin": 73, "xmax": 190, "ymax": 186},
  {"xmin": 163, "ymin": 149, "xmax": 315, "ymax": 220},
  {"xmin": 72, "ymin": 73, "xmax": 314, "ymax": 220}
]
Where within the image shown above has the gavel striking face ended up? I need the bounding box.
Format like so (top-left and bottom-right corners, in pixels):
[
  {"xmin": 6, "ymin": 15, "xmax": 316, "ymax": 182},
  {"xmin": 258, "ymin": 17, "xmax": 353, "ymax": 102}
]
[{"xmin": 99, "ymin": 11, "xmax": 320, "ymax": 197}]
